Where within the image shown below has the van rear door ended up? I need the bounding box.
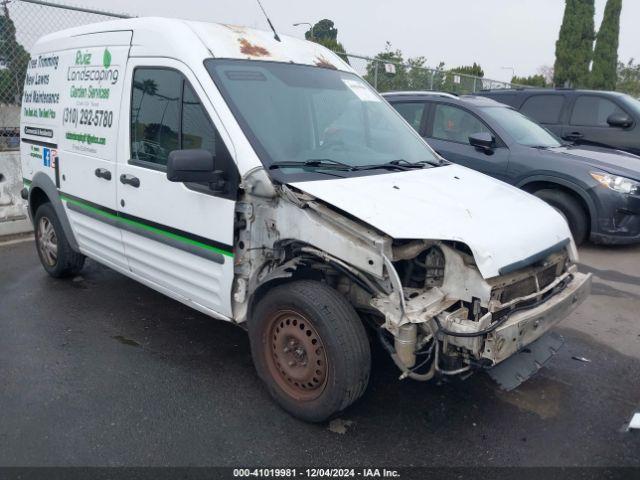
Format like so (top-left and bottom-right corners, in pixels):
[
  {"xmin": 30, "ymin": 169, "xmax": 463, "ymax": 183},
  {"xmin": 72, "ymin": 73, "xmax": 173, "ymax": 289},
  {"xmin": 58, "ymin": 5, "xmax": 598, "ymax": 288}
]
[
  {"xmin": 116, "ymin": 57, "xmax": 238, "ymax": 318},
  {"xmin": 24, "ymin": 32, "xmax": 132, "ymax": 270}
]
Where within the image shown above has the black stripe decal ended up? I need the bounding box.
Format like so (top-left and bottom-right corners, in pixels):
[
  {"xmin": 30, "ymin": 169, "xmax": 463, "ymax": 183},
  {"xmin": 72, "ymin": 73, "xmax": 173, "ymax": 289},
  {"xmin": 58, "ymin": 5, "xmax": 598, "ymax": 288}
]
[
  {"xmin": 60, "ymin": 192, "xmax": 233, "ymax": 262},
  {"xmin": 66, "ymin": 201, "xmax": 120, "ymax": 229},
  {"xmin": 61, "ymin": 192, "xmax": 118, "ymax": 216},
  {"xmin": 21, "ymin": 137, "xmax": 58, "ymax": 149},
  {"xmin": 117, "ymin": 219, "xmax": 225, "ymax": 265}
]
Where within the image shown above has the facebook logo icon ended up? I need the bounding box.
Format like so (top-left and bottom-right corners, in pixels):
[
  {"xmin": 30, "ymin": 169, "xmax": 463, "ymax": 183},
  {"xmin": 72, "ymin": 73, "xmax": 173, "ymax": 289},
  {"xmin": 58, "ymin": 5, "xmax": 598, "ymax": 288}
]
[{"xmin": 42, "ymin": 147, "xmax": 51, "ymax": 167}]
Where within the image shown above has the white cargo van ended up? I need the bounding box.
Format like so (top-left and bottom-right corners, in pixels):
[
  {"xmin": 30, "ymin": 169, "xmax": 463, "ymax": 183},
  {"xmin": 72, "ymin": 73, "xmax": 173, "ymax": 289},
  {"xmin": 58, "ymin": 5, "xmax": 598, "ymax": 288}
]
[{"xmin": 20, "ymin": 18, "xmax": 591, "ymax": 422}]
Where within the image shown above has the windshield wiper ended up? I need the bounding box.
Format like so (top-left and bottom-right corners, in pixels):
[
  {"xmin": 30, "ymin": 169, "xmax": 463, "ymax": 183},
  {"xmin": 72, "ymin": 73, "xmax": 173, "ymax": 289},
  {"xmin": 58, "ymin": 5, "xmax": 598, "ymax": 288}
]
[
  {"xmin": 353, "ymin": 159, "xmax": 429, "ymax": 171},
  {"xmin": 269, "ymin": 159, "xmax": 354, "ymax": 171},
  {"xmin": 269, "ymin": 158, "xmax": 438, "ymax": 174},
  {"xmin": 419, "ymin": 158, "xmax": 449, "ymax": 167}
]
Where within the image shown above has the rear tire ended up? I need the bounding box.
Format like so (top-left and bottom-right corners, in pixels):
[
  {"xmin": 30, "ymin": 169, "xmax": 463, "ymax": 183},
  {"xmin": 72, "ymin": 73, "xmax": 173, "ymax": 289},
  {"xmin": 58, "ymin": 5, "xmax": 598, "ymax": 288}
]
[
  {"xmin": 534, "ymin": 189, "xmax": 588, "ymax": 245},
  {"xmin": 34, "ymin": 203, "xmax": 85, "ymax": 278},
  {"xmin": 248, "ymin": 280, "xmax": 371, "ymax": 422}
]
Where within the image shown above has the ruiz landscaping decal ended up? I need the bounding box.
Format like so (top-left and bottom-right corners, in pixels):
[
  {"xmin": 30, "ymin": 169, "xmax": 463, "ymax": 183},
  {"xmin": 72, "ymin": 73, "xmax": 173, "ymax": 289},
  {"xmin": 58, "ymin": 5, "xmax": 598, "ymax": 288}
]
[{"xmin": 22, "ymin": 45, "xmax": 128, "ymax": 158}]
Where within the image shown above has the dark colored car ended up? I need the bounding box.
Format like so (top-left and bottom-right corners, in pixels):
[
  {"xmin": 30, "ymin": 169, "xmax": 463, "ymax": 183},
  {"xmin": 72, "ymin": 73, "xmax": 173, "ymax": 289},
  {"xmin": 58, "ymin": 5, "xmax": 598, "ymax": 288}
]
[
  {"xmin": 384, "ymin": 92, "xmax": 640, "ymax": 245},
  {"xmin": 476, "ymin": 88, "xmax": 640, "ymax": 156}
]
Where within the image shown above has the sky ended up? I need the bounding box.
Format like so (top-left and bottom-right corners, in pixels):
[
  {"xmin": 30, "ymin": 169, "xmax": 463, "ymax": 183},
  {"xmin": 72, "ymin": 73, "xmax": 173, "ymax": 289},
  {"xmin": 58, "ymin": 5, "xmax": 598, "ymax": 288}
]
[{"xmin": 11, "ymin": 0, "xmax": 640, "ymax": 82}]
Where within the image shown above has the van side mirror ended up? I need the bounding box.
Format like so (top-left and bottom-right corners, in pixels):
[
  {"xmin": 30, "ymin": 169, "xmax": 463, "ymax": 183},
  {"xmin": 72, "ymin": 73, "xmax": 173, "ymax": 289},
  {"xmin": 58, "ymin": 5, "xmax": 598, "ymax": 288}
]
[
  {"xmin": 167, "ymin": 149, "xmax": 226, "ymax": 192},
  {"xmin": 607, "ymin": 113, "xmax": 633, "ymax": 129},
  {"xmin": 469, "ymin": 132, "xmax": 495, "ymax": 153}
]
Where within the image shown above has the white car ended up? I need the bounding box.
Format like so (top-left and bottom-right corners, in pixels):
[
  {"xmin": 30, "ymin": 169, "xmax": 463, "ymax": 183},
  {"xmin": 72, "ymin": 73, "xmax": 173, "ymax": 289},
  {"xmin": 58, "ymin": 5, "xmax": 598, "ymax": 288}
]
[{"xmin": 20, "ymin": 17, "xmax": 591, "ymax": 422}]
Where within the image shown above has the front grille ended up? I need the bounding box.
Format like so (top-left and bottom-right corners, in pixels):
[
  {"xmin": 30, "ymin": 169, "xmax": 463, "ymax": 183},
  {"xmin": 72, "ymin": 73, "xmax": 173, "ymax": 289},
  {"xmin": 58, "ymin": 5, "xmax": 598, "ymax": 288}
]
[
  {"xmin": 538, "ymin": 265, "xmax": 558, "ymax": 290},
  {"xmin": 491, "ymin": 252, "xmax": 567, "ymax": 305},
  {"xmin": 491, "ymin": 279, "xmax": 565, "ymax": 323},
  {"xmin": 500, "ymin": 276, "xmax": 537, "ymax": 303}
]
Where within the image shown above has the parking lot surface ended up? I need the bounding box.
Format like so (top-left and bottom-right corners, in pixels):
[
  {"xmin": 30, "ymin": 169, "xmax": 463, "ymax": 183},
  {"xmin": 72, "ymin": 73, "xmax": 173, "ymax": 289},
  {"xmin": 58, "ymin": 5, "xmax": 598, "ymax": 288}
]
[{"xmin": 1, "ymin": 238, "xmax": 639, "ymax": 467}]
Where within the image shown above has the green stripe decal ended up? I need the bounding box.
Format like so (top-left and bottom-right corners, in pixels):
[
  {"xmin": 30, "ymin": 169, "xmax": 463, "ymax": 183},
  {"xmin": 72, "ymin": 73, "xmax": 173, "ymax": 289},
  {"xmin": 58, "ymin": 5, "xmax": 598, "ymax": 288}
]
[
  {"xmin": 23, "ymin": 178, "xmax": 32, "ymax": 186},
  {"xmin": 60, "ymin": 194, "xmax": 234, "ymax": 258}
]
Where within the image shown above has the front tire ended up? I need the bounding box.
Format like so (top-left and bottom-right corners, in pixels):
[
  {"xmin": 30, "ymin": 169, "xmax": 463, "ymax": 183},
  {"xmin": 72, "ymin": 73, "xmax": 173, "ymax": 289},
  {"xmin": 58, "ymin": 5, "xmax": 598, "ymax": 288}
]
[
  {"xmin": 34, "ymin": 203, "xmax": 85, "ymax": 278},
  {"xmin": 248, "ymin": 280, "xmax": 371, "ymax": 422},
  {"xmin": 534, "ymin": 189, "xmax": 589, "ymax": 245}
]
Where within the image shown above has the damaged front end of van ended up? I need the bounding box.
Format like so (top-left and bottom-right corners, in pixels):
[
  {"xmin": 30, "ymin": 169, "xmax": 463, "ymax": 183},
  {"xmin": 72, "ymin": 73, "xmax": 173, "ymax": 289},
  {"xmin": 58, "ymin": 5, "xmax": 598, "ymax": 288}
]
[{"xmin": 233, "ymin": 165, "xmax": 592, "ymax": 389}]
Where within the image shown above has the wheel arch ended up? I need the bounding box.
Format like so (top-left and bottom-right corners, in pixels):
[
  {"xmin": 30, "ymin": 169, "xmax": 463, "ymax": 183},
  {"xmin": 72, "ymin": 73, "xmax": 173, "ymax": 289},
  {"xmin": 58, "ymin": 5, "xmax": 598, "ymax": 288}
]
[
  {"xmin": 246, "ymin": 259, "xmax": 328, "ymax": 325},
  {"xmin": 28, "ymin": 172, "xmax": 80, "ymax": 252},
  {"xmin": 517, "ymin": 175, "xmax": 596, "ymax": 232},
  {"xmin": 245, "ymin": 242, "xmax": 376, "ymax": 325}
]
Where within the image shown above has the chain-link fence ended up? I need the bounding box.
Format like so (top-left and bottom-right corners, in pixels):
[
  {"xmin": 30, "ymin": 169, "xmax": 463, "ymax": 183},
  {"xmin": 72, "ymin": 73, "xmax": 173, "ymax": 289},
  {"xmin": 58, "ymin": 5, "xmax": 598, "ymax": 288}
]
[
  {"xmin": 0, "ymin": 0, "xmax": 130, "ymax": 150},
  {"xmin": 343, "ymin": 52, "xmax": 521, "ymax": 94},
  {"xmin": 0, "ymin": 0, "xmax": 522, "ymax": 151}
]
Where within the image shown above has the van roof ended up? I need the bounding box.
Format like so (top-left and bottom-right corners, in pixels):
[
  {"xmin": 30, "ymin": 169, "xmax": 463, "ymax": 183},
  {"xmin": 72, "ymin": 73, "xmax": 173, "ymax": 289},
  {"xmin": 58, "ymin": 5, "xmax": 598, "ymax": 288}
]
[{"xmin": 33, "ymin": 17, "xmax": 353, "ymax": 73}]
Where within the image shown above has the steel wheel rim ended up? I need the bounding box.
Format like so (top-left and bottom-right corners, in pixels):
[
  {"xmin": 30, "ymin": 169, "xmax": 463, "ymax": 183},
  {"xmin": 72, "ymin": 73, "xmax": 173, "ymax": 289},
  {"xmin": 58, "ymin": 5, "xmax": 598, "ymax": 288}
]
[
  {"xmin": 37, "ymin": 217, "xmax": 58, "ymax": 267},
  {"xmin": 265, "ymin": 309, "xmax": 328, "ymax": 402}
]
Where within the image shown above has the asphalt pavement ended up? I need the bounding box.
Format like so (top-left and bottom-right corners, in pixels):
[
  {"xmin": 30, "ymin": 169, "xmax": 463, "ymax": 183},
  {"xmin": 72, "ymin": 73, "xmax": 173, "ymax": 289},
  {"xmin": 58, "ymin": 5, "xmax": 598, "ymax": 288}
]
[{"xmin": 0, "ymin": 237, "xmax": 639, "ymax": 467}]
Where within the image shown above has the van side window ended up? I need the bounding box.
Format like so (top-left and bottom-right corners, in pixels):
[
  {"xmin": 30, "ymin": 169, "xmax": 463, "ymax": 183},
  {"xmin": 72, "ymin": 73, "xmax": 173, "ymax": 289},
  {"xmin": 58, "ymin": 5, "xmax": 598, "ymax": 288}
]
[
  {"xmin": 130, "ymin": 68, "xmax": 231, "ymax": 169},
  {"xmin": 131, "ymin": 69, "xmax": 182, "ymax": 166},
  {"xmin": 431, "ymin": 104, "xmax": 491, "ymax": 144},
  {"xmin": 521, "ymin": 95, "xmax": 565, "ymax": 124},
  {"xmin": 570, "ymin": 96, "xmax": 625, "ymax": 127},
  {"xmin": 181, "ymin": 83, "xmax": 216, "ymax": 153}
]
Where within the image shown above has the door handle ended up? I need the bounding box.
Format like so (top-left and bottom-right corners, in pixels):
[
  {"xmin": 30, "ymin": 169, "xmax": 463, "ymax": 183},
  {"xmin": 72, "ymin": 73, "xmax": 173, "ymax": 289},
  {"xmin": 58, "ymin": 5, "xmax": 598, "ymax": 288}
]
[
  {"xmin": 566, "ymin": 132, "xmax": 584, "ymax": 140},
  {"xmin": 94, "ymin": 168, "xmax": 112, "ymax": 181},
  {"xmin": 120, "ymin": 174, "xmax": 140, "ymax": 188}
]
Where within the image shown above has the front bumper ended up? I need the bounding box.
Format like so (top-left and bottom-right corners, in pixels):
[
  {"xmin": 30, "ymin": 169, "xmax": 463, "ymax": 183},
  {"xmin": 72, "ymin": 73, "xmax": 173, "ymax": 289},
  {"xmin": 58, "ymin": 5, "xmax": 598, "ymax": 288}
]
[
  {"xmin": 481, "ymin": 271, "xmax": 592, "ymax": 366},
  {"xmin": 590, "ymin": 187, "xmax": 640, "ymax": 245}
]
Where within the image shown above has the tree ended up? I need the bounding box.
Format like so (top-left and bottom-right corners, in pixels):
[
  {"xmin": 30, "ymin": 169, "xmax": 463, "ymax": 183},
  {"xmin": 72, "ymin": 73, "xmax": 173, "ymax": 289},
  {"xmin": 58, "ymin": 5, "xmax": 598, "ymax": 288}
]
[
  {"xmin": 305, "ymin": 19, "xmax": 349, "ymax": 64},
  {"xmin": 363, "ymin": 45, "xmax": 486, "ymax": 94},
  {"xmin": 554, "ymin": 0, "xmax": 595, "ymax": 88},
  {"xmin": 363, "ymin": 42, "xmax": 409, "ymax": 92},
  {"xmin": 450, "ymin": 63, "xmax": 484, "ymax": 78},
  {"xmin": 511, "ymin": 74, "xmax": 548, "ymax": 87},
  {"xmin": 439, "ymin": 64, "xmax": 485, "ymax": 93},
  {"xmin": 617, "ymin": 59, "xmax": 640, "ymax": 97},
  {"xmin": 305, "ymin": 19, "xmax": 337, "ymax": 42},
  {"xmin": 0, "ymin": 3, "xmax": 30, "ymax": 104},
  {"xmin": 406, "ymin": 56, "xmax": 432, "ymax": 90},
  {"xmin": 591, "ymin": 0, "xmax": 623, "ymax": 90}
]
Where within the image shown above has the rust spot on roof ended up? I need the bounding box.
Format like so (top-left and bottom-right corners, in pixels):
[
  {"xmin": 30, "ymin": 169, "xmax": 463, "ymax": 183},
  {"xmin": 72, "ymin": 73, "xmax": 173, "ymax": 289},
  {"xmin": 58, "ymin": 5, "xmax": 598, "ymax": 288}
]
[
  {"xmin": 315, "ymin": 55, "xmax": 337, "ymax": 70},
  {"xmin": 238, "ymin": 38, "xmax": 270, "ymax": 57}
]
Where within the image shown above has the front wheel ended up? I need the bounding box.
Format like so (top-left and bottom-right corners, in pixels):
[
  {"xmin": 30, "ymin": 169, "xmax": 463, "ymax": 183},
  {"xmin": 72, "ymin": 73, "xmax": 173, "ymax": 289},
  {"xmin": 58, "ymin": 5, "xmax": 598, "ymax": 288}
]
[
  {"xmin": 248, "ymin": 280, "xmax": 371, "ymax": 422},
  {"xmin": 34, "ymin": 203, "xmax": 85, "ymax": 278}
]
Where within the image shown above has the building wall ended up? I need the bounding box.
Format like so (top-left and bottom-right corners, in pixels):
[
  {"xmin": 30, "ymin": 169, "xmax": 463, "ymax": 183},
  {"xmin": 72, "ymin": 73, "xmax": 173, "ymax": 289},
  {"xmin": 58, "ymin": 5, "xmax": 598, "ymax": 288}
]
[{"xmin": 0, "ymin": 151, "xmax": 32, "ymax": 236}]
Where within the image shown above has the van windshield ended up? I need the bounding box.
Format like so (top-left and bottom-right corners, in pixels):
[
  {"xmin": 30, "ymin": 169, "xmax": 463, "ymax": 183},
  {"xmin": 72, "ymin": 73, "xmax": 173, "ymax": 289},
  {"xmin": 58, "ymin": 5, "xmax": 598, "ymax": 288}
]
[
  {"xmin": 205, "ymin": 59, "xmax": 440, "ymax": 181},
  {"xmin": 480, "ymin": 106, "xmax": 562, "ymax": 148}
]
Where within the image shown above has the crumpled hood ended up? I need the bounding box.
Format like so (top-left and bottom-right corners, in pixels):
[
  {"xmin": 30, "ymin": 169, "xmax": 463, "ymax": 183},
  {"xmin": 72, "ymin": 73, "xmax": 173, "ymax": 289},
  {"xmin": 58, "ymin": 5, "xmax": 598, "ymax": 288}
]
[{"xmin": 290, "ymin": 164, "xmax": 574, "ymax": 279}]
